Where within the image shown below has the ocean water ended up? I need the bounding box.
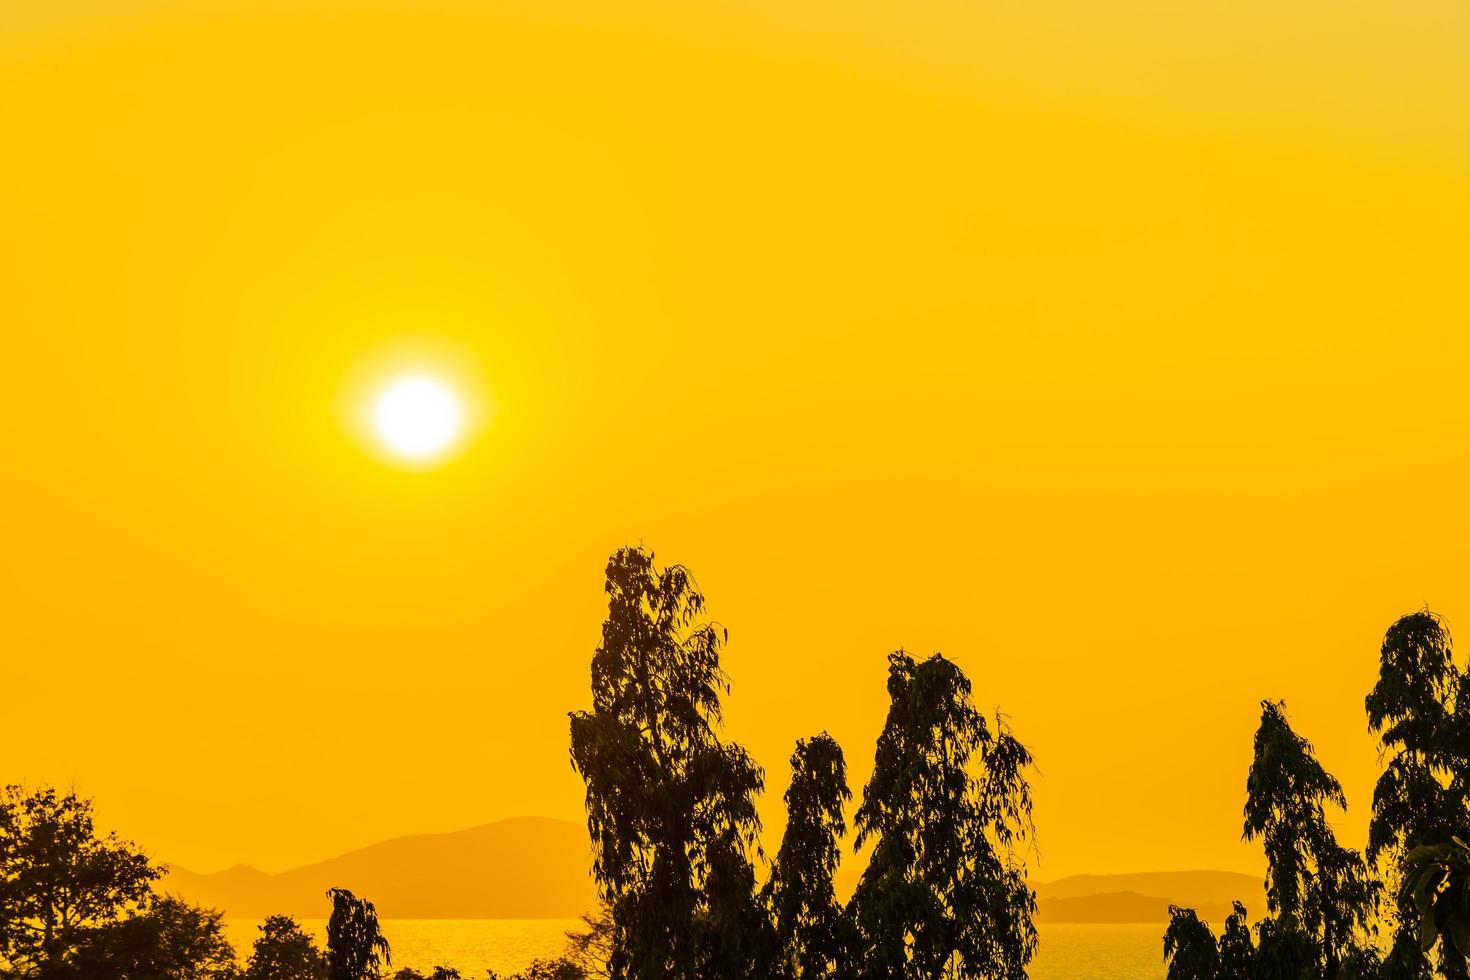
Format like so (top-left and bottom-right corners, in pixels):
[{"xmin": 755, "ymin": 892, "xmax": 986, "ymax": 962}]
[
  {"xmin": 1030, "ymin": 924, "xmax": 1164, "ymax": 980},
  {"xmin": 225, "ymin": 919, "xmax": 1165, "ymax": 978}
]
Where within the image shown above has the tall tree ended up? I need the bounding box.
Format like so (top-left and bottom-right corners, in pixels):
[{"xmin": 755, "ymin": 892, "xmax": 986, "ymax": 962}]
[
  {"xmin": 762, "ymin": 733, "xmax": 852, "ymax": 980},
  {"xmin": 0, "ymin": 785, "xmax": 161, "ymax": 976},
  {"xmin": 1244, "ymin": 700, "xmax": 1377, "ymax": 980},
  {"xmin": 325, "ymin": 889, "xmax": 391, "ymax": 980},
  {"xmin": 1162, "ymin": 906, "xmax": 1218, "ymax": 980},
  {"xmin": 848, "ymin": 651, "xmax": 1037, "ymax": 980},
  {"xmin": 245, "ymin": 915, "xmax": 328, "ymax": 980},
  {"xmin": 1367, "ymin": 612, "xmax": 1469, "ymax": 980},
  {"xmin": 568, "ymin": 547, "xmax": 765, "ymax": 980}
]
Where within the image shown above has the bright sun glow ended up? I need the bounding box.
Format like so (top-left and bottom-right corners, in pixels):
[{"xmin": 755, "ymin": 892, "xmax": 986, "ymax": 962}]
[{"xmin": 372, "ymin": 376, "xmax": 464, "ymax": 461}]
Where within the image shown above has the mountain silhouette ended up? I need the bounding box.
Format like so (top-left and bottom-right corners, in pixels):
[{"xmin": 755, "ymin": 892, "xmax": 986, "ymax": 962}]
[
  {"xmin": 1033, "ymin": 871, "xmax": 1265, "ymax": 924},
  {"xmin": 162, "ymin": 817, "xmax": 597, "ymax": 919},
  {"xmin": 165, "ymin": 819, "xmax": 1259, "ymax": 926}
]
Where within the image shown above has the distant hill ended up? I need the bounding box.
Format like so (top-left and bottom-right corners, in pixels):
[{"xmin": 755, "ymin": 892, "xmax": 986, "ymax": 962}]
[
  {"xmin": 1034, "ymin": 871, "xmax": 1264, "ymax": 924},
  {"xmin": 162, "ymin": 817, "xmax": 597, "ymax": 919},
  {"xmin": 164, "ymin": 819, "xmax": 1260, "ymax": 926}
]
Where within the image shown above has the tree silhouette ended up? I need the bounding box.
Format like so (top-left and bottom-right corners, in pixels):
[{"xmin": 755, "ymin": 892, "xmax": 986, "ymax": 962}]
[
  {"xmin": 560, "ymin": 904, "xmax": 613, "ymax": 980},
  {"xmin": 848, "ymin": 651, "xmax": 1037, "ymax": 980},
  {"xmin": 1162, "ymin": 906, "xmax": 1218, "ymax": 980},
  {"xmin": 1367, "ymin": 612, "xmax": 1469, "ymax": 980},
  {"xmin": 568, "ymin": 547, "xmax": 765, "ymax": 980},
  {"xmin": 68, "ymin": 895, "xmax": 237, "ymax": 980},
  {"xmin": 326, "ymin": 888, "xmax": 391, "ymax": 980},
  {"xmin": 1216, "ymin": 901, "xmax": 1255, "ymax": 980},
  {"xmin": 762, "ymin": 733, "xmax": 852, "ymax": 980},
  {"xmin": 1400, "ymin": 838, "xmax": 1470, "ymax": 968},
  {"xmin": 1244, "ymin": 700, "xmax": 1377, "ymax": 979},
  {"xmin": 0, "ymin": 785, "xmax": 161, "ymax": 976},
  {"xmin": 1252, "ymin": 917, "xmax": 1320, "ymax": 980},
  {"xmin": 246, "ymin": 915, "xmax": 328, "ymax": 980}
]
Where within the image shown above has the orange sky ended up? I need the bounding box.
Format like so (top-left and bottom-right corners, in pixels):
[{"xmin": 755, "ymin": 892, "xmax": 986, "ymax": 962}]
[{"xmin": 2, "ymin": 0, "xmax": 1469, "ymax": 884}]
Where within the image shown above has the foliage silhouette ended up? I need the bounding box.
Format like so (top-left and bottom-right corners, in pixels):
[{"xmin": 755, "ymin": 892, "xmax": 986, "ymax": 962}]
[
  {"xmin": 67, "ymin": 895, "xmax": 236, "ymax": 980},
  {"xmin": 1216, "ymin": 902, "xmax": 1254, "ymax": 980},
  {"xmin": 1162, "ymin": 905, "xmax": 1218, "ymax": 980},
  {"xmin": 325, "ymin": 889, "xmax": 391, "ymax": 980},
  {"xmin": 1244, "ymin": 700, "xmax": 1377, "ymax": 980},
  {"xmin": 556, "ymin": 904, "xmax": 612, "ymax": 980},
  {"xmin": 1400, "ymin": 838, "xmax": 1470, "ymax": 966},
  {"xmin": 1367, "ymin": 612, "xmax": 1469, "ymax": 980},
  {"xmin": 848, "ymin": 651, "xmax": 1038, "ymax": 980},
  {"xmin": 486, "ymin": 962, "xmax": 586, "ymax": 980},
  {"xmin": 244, "ymin": 915, "xmax": 328, "ymax": 980},
  {"xmin": 0, "ymin": 785, "xmax": 161, "ymax": 976},
  {"xmin": 762, "ymin": 733, "xmax": 852, "ymax": 980},
  {"xmin": 1252, "ymin": 917, "xmax": 1320, "ymax": 980},
  {"xmin": 568, "ymin": 547, "xmax": 766, "ymax": 980}
]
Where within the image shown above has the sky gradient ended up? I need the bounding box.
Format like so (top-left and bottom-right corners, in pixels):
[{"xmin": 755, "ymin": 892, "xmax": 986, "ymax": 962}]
[{"xmin": 3, "ymin": 0, "xmax": 1469, "ymax": 883}]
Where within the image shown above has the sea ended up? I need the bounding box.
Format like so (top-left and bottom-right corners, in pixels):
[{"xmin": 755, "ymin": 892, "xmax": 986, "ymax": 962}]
[{"xmin": 223, "ymin": 920, "xmax": 1165, "ymax": 978}]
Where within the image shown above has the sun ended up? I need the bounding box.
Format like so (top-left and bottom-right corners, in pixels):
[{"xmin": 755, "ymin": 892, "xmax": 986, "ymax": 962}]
[{"xmin": 371, "ymin": 375, "xmax": 464, "ymax": 461}]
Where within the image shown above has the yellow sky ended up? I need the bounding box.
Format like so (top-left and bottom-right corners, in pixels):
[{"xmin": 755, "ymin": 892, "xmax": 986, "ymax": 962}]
[{"xmin": 2, "ymin": 0, "xmax": 1469, "ymax": 882}]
